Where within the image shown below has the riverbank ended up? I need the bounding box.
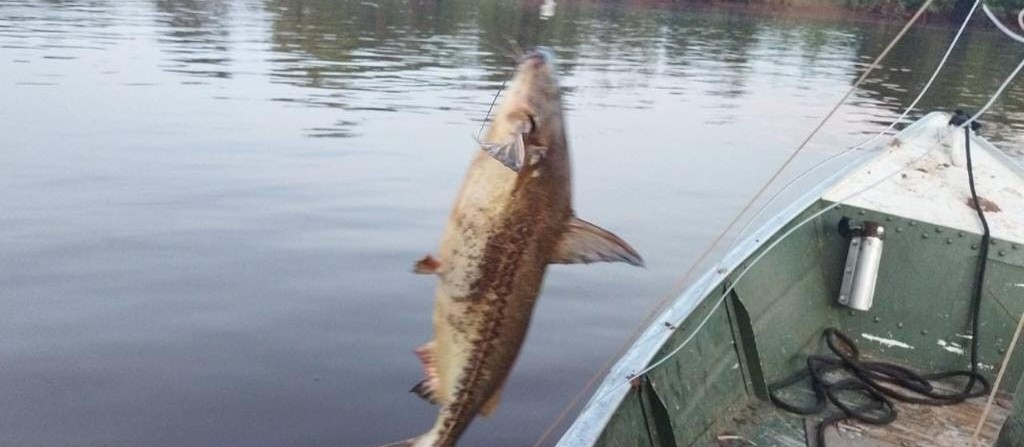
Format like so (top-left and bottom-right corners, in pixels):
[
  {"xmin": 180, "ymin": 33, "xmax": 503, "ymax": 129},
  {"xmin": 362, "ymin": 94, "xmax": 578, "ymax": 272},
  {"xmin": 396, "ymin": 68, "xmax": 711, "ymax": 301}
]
[
  {"xmin": 836, "ymin": 0, "xmax": 1020, "ymax": 19},
  {"xmin": 622, "ymin": 0, "xmax": 1021, "ymax": 23}
]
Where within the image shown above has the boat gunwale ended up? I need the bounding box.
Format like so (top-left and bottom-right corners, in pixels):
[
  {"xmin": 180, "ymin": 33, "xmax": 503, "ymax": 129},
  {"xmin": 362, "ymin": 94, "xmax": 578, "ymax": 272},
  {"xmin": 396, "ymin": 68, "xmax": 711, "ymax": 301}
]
[
  {"xmin": 554, "ymin": 131, "xmax": 874, "ymax": 447},
  {"xmin": 554, "ymin": 111, "xmax": 1023, "ymax": 447},
  {"xmin": 973, "ymin": 122, "xmax": 1024, "ymax": 178}
]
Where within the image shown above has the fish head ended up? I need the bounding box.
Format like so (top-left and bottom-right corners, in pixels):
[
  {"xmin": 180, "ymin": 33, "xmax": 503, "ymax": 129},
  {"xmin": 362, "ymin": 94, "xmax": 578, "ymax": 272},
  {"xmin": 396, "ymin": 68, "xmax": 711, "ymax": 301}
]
[{"xmin": 489, "ymin": 47, "xmax": 564, "ymax": 150}]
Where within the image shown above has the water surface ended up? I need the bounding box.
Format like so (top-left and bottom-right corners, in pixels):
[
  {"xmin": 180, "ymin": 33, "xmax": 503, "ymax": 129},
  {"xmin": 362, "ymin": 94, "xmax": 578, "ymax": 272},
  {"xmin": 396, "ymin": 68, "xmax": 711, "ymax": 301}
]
[{"xmin": 2, "ymin": 1, "xmax": 1023, "ymax": 446}]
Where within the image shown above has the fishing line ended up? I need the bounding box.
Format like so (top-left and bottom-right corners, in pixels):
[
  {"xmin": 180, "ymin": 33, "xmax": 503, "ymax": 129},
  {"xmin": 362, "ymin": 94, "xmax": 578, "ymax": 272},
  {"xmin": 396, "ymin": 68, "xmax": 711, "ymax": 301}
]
[
  {"xmin": 946, "ymin": 6, "xmax": 1024, "ymax": 131},
  {"xmin": 770, "ymin": 113, "xmax": 992, "ymax": 446},
  {"xmin": 689, "ymin": 0, "xmax": 938, "ymax": 259},
  {"xmin": 948, "ymin": 3, "xmax": 1024, "ymax": 131},
  {"xmin": 950, "ymin": 57, "xmax": 1024, "ymax": 132},
  {"xmin": 974, "ymin": 309, "xmax": 1024, "ymax": 439},
  {"xmin": 970, "ymin": 13, "xmax": 1024, "ymax": 439},
  {"xmin": 477, "ymin": 73, "xmax": 511, "ymax": 139},
  {"xmin": 646, "ymin": 0, "xmax": 939, "ymax": 324},
  {"xmin": 532, "ymin": 1, "xmax": 939, "ymax": 444},
  {"xmin": 982, "ymin": 3, "xmax": 1024, "ymax": 44},
  {"xmin": 476, "ymin": 38, "xmax": 536, "ymax": 139},
  {"xmin": 598, "ymin": 138, "xmax": 945, "ymax": 401},
  {"xmin": 724, "ymin": 0, "xmax": 981, "ymax": 258},
  {"xmin": 594, "ymin": 32, "xmax": 1024, "ymax": 417}
]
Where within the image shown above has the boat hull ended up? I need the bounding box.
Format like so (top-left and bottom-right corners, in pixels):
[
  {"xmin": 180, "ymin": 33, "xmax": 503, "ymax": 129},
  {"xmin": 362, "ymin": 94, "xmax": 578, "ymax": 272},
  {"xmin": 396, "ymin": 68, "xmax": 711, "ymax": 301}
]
[{"xmin": 557, "ymin": 112, "xmax": 1024, "ymax": 447}]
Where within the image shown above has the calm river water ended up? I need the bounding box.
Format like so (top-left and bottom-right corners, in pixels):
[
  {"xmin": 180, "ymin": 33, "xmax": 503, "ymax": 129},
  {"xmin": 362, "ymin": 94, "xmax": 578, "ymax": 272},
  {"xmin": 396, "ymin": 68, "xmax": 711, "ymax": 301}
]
[{"xmin": 1, "ymin": 1, "xmax": 1022, "ymax": 446}]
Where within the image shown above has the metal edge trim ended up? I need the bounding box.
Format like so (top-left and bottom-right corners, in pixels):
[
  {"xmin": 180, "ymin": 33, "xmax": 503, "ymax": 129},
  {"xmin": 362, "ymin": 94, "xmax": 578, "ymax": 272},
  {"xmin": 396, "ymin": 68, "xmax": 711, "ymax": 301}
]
[{"xmin": 553, "ymin": 110, "xmax": 1024, "ymax": 446}]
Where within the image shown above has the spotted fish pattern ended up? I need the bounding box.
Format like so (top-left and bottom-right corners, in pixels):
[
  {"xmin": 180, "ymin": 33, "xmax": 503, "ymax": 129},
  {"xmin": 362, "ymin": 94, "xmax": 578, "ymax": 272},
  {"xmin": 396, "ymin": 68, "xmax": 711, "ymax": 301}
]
[{"xmin": 376, "ymin": 48, "xmax": 642, "ymax": 447}]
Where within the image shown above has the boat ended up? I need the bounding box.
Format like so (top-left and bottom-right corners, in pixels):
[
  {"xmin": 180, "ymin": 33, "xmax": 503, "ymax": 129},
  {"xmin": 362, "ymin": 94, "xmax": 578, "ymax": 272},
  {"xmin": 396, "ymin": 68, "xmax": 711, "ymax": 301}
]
[{"xmin": 554, "ymin": 111, "xmax": 1024, "ymax": 447}]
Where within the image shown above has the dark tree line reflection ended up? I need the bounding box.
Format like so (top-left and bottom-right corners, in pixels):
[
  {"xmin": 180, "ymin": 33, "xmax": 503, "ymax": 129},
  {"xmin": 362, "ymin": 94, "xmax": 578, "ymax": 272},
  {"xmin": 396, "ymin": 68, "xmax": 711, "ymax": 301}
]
[
  {"xmin": 154, "ymin": 0, "xmax": 234, "ymax": 78},
  {"xmin": 16, "ymin": 0, "xmax": 1023, "ymax": 144}
]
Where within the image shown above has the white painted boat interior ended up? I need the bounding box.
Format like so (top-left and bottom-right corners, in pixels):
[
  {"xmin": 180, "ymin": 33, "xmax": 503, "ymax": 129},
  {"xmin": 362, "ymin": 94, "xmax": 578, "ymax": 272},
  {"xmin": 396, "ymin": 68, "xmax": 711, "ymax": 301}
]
[
  {"xmin": 557, "ymin": 111, "xmax": 1024, "ymax": 447},
  {"xmin": 825, "ymin": 112, "xmax": 1024, "ymax": 245}
]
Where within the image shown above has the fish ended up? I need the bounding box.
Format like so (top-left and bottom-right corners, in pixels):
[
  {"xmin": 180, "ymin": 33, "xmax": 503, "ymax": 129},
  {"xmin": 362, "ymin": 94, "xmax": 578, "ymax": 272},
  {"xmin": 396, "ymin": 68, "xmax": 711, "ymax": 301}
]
[{"xmin": 377, "ymin": 48, "xmax": 643, "ymax": 447}]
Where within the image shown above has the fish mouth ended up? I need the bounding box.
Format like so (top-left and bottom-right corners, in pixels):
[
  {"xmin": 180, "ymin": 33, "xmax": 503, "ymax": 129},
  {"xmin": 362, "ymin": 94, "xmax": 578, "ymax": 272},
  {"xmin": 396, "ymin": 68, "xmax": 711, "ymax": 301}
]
[
  {"xmin": 518, "ymin": 47, "xmax": 556, "ymax": 71},
  {"xmin": 490, "ymin": 46, "xmax": 560, "ymax": 146}
]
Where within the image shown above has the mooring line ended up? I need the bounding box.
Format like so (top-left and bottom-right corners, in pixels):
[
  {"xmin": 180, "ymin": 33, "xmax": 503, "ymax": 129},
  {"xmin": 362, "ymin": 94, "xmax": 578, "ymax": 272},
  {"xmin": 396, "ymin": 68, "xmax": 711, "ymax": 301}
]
[
  {"xmin": 597, "ymin": 35, "xmax": 1024, "ymax": 432},
  {"xmin": 724, "ymin": 0, "xmax": 981, "ymax": 258},
  {"xmin": 620, "ymin": 44, "xmax": 1024, "ymax": 402},
  {"xmin": 972, "ymin": 310, "xmax": 1024, "ymax": 440},
  {"xmin": 982, "ymin": 3, "xmax": 1024, "ymax": 44},
  {"xmin": 531, "ymin": 1, "xmax": 939, "ymax": 445}
]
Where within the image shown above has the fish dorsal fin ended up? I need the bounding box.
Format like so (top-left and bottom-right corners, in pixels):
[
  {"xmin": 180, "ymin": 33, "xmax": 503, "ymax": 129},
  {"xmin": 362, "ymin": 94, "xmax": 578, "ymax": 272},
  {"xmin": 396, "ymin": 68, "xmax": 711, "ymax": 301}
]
[
  {"xmin": 551, "ymin": 217, "xmax": 644, "ymax": 267},
  {"xmin": 410, "ymin": 341, "xmax": 445, "ymax": 405}
]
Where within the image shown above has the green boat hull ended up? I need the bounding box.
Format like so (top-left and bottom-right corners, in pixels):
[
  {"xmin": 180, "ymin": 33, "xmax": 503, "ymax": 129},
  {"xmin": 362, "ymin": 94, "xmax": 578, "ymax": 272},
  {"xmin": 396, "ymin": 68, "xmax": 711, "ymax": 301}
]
[
  {"xmin": 559, "ymin": 112, "xmax": 1024, "ymax": 447},
  {"xmin": 595, "ymin": 202, "xmax": 1024, "ymax": 447}
]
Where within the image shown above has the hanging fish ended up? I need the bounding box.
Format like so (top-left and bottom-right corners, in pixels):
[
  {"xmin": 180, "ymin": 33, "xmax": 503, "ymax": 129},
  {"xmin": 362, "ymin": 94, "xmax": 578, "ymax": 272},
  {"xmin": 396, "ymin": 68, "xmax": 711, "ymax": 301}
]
[{"xmin": 378, "ymin": 48, "xmax": 643, "ymax": 447}]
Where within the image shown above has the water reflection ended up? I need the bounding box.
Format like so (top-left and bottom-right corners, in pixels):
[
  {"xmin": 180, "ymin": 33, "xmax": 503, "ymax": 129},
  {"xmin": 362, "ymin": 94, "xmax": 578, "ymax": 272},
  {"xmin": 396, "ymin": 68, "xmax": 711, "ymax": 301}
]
[
  {"xmin": 853, "ymin": 26, "xmax": 1024, "ymax": 149},
  {"xmin": 1, "ymin": 1, "xmax": 1022, "ymax": 447},
  {"xmin": 153, "ymin": 0, "xmax": 233, "ymax": 79},
  {"xmin": 6, "ymin": 0, "xmax": 1005, "ymax": 141},
  {"xmin": 251, "ymin": 0, "xmax": 1024, "ymax": 142}
]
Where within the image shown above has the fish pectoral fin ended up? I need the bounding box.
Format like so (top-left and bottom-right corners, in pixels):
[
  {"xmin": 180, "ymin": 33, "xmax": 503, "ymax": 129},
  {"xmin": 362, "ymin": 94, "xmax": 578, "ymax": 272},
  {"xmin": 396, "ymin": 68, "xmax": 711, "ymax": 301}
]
[
  {"xmin": 410, "ymin": 341, "xmax": 443, "ymax": 405},
  {"xmin": 477, "ymin": 133, "xmax": 526, "ymax": 172},
  {"xmin": 412, "ymin": 254, "xmax": 441, "ymax": 274},
  {"xmin": 550, "ymin": 217, "xmax": 644, "ymax": 267}
]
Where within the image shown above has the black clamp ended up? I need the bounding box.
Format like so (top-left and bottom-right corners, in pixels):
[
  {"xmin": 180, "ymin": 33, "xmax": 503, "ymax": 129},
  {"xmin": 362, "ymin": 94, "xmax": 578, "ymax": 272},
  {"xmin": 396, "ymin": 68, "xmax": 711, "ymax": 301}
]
[
  {"xmin": 838, "ymin": 217, "xmax": 884, "ymax": 239},
  {"xmin": 949, "ymin": 109, "xmax": 982, "ymax": 131}
]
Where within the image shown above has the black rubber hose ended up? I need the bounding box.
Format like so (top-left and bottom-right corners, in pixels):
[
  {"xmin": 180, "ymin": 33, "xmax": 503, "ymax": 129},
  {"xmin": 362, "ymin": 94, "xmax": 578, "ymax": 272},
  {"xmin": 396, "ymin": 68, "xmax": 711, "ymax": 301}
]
[
  {"xmin": 962, "ymin": 117, "xmax": 991, "ymax": 394},
  {"xmin": 770, "ymin": 329, "xmax": 990, "ymax": 446}
]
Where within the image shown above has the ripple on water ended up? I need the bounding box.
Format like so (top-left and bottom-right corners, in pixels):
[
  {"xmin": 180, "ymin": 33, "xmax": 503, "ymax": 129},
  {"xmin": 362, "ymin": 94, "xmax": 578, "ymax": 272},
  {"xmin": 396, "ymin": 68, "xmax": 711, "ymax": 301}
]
[{"xmin": 0, "ymin": 1, "xmax": 1022, "ymax": 447}]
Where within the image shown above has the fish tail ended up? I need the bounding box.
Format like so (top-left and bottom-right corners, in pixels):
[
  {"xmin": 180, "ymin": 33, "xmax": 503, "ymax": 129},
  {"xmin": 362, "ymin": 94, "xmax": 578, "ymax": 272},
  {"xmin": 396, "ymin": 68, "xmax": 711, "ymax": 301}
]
[{"xmin": 373, "ymin": 413, "xmax": 444, "ymax": 447}]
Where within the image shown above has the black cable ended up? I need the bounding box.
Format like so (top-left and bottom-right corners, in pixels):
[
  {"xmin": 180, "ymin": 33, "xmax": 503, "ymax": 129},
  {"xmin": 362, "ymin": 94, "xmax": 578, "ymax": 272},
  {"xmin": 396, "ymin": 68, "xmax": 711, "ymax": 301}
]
[
  {"xmin": 768, "ymin": 111, "xmax": 993, "ymax": 446},
  {"xmin": 770, "ymin": 329, "xmax": 990, "ymax": 446},
  {"xmin": 959, "ymin": 110, "xmax": 990, "ymax": 395}
]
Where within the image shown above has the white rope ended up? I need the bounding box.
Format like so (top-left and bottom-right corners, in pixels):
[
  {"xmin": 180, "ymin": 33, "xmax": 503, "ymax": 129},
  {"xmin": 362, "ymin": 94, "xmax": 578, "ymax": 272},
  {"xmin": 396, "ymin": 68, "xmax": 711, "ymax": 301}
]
[
  {"xmin": 597, "ymin": 18, "xmax": 1024, "ymax": 401},
  {"xmin": 730, "ymin": 2, "xmax": 1021, "ymax": 269},
  {"xmin": 968, "ymin": 7, "xmax": 1024, "ymax": 442},
  {"xmin": 951, "ymin": 54, "xmax": 1024, "ymax": 131},
  {"xmin": 594, "ymin": 141, "xmax": 942, "ymax": 402},
  {"xmin": 534, "ymin": 5, "xmax": 935, "ymax": 443},
  {"xmin": 947, "ymin": 4, "xmax": 1024, "ymax": 134},
  {"xmin": 982, "ymin": 4, "xmax": 1024, "ymax": 44},
  {"xmin": 732, "ymin": 0, "xmax": 1018, "ymax": 262},
  {"xmin": 972, "ymin": 310, "xmax": 1024, "ymax": 440},
  {"xmin": 723, "ymin": 0, "xmax": 982, "ymax": 259},
  {"xmin": 557, "ymin": 4, "xmax": 1024, "ymax": 440},
  {"xmin": 948, "ymin": 6, "xmax": 1024, "ymax": 134}
]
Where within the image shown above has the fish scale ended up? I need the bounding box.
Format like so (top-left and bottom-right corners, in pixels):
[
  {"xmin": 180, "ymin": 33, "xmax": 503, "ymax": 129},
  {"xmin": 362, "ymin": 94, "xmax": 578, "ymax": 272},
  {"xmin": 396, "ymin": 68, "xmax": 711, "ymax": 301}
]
[{"xmin": 375, "ymin": 48, "xmax": 643, "ymax": 447}]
